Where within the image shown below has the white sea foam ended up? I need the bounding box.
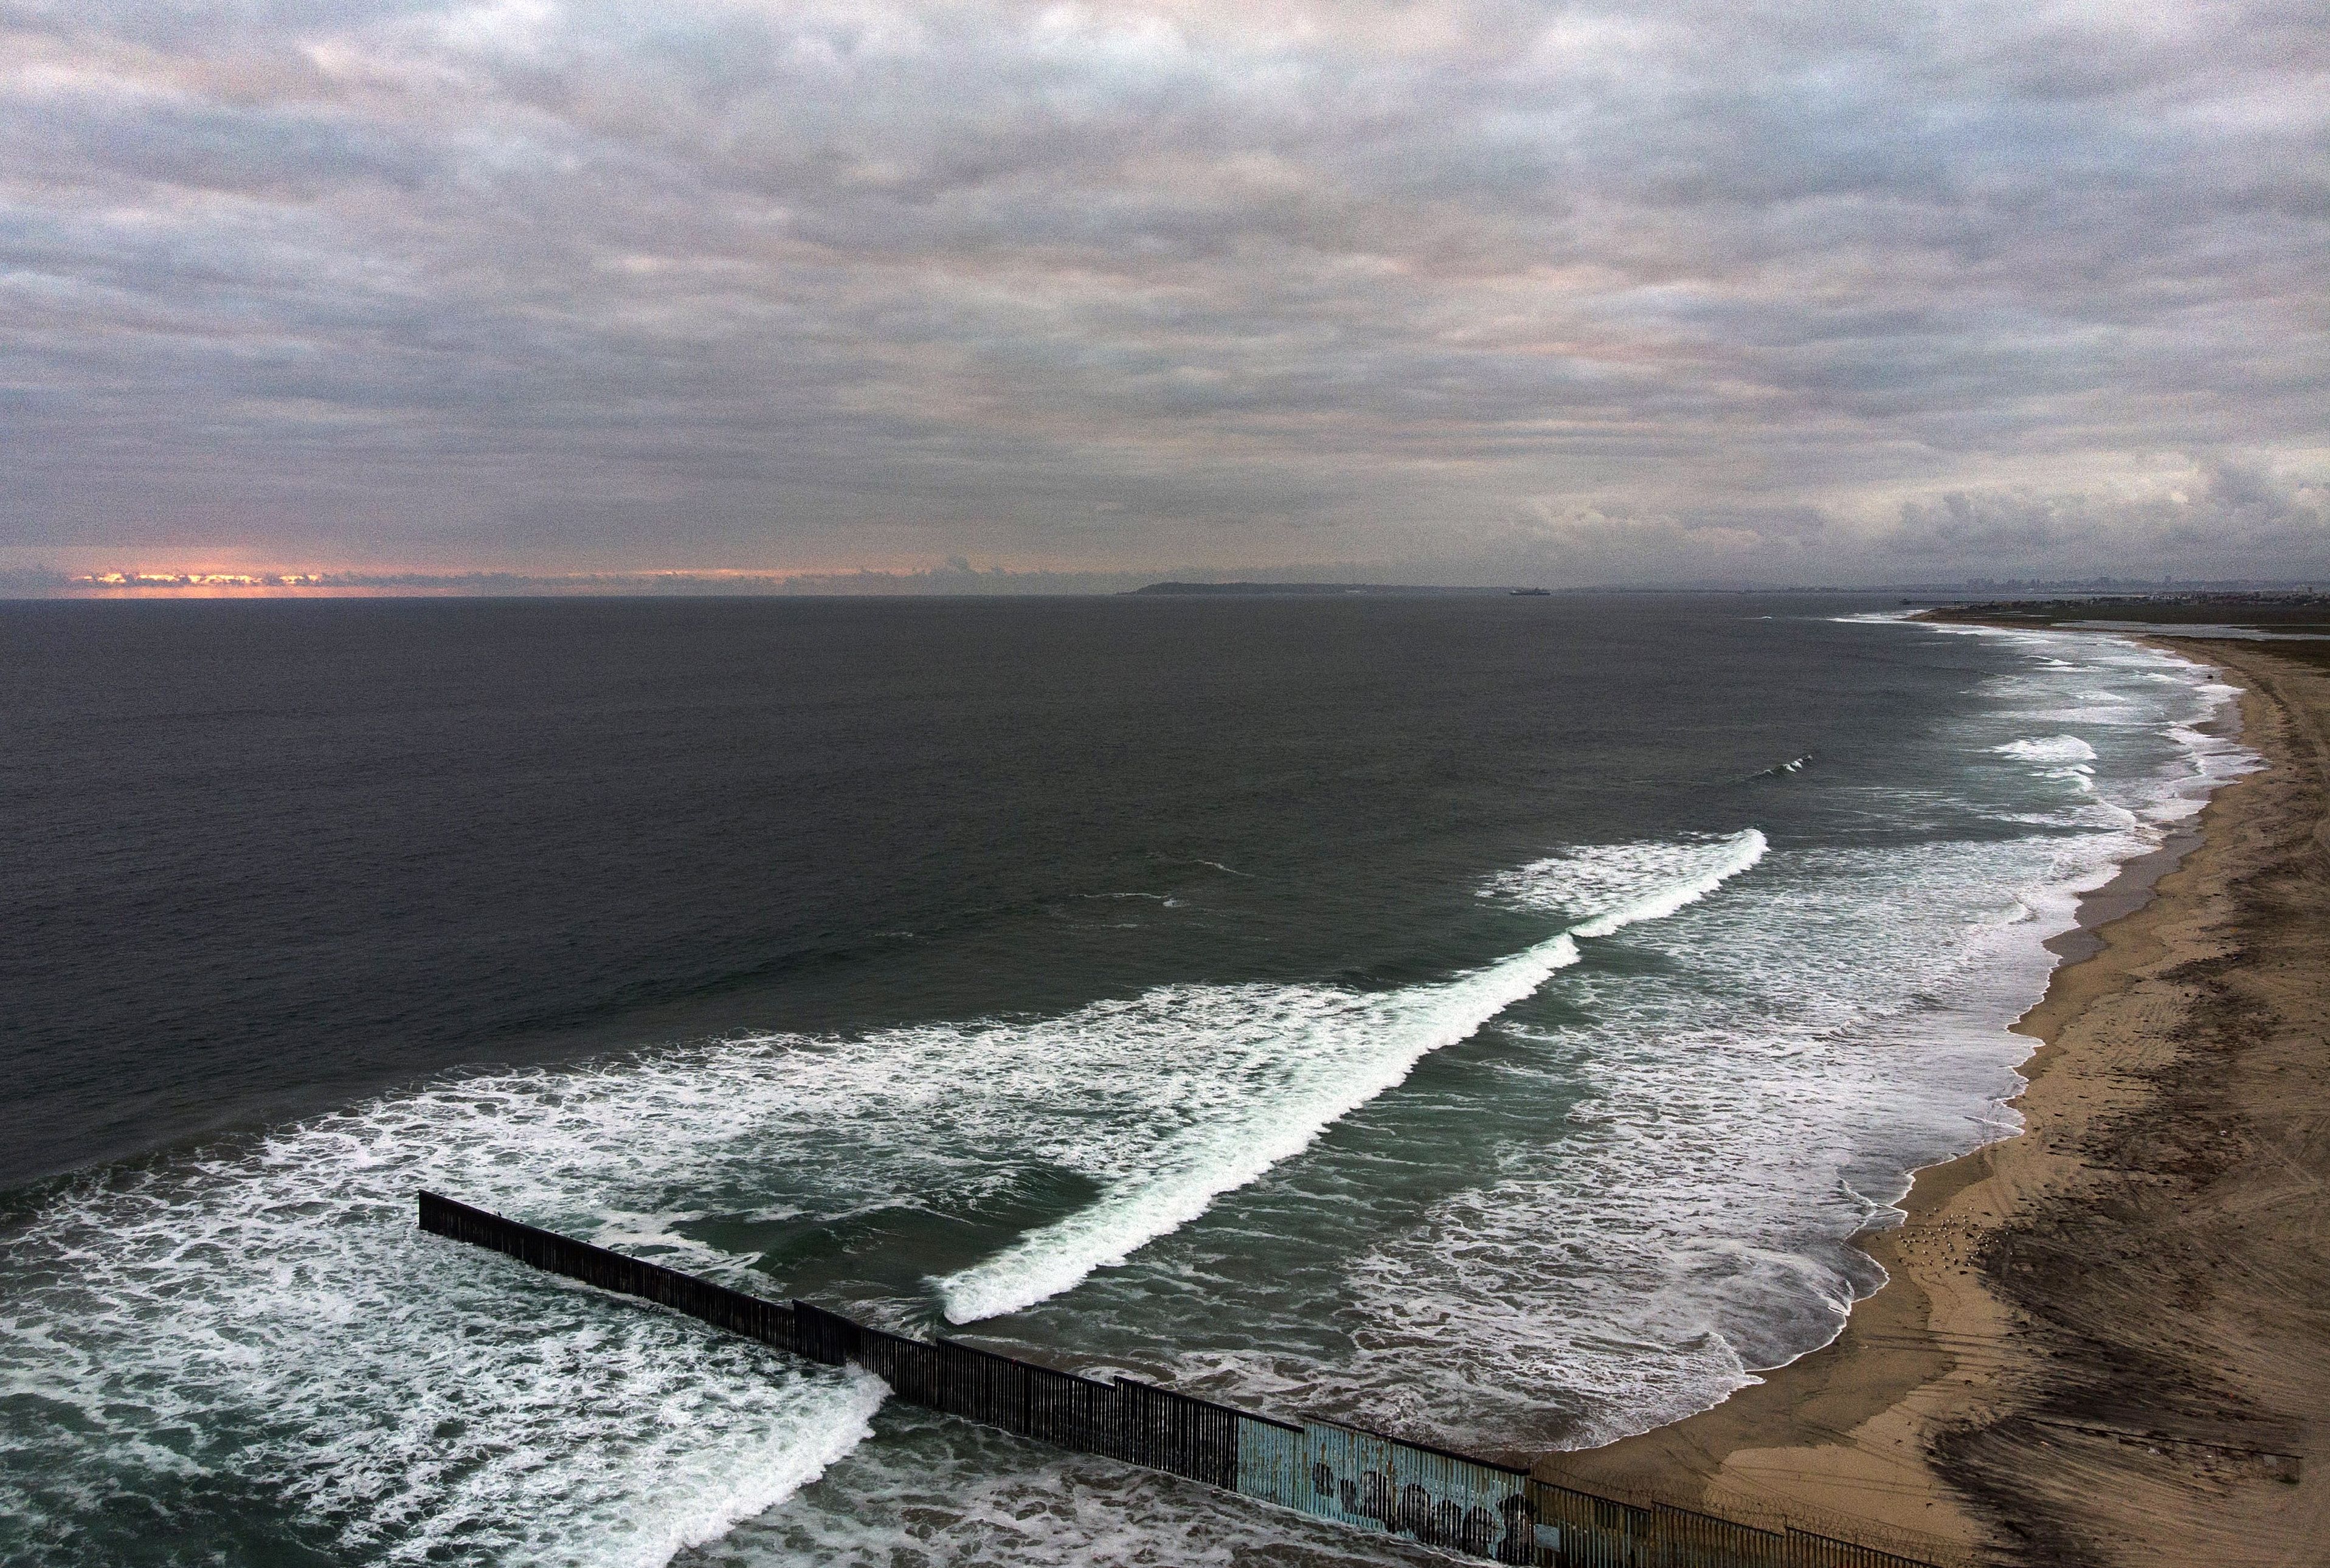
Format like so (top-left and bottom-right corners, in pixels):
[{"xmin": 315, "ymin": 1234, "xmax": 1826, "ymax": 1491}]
[
  {"xmin": 1339, "ymin": 831, "xmax": 2134, "ymax": 1446},
  {"xmin": 1994, "ymin": 734, "xmax": 2097, "ymax": 764},
  {"xmin": 724, "ymin": 1406, "xmax": 1442, "ymax": 1568},
  {"xmin": 0, "ymin": 1109, "xmax": 890, "ymax": 1567}
]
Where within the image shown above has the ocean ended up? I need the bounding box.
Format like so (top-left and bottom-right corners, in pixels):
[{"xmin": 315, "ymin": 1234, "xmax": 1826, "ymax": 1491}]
[{"xmin": 0, "ymin": 595, "xmax": 2253, "ymax": 1566}]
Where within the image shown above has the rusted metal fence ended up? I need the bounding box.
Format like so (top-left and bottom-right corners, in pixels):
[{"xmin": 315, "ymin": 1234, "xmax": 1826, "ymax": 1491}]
[
  {"xmin": 418, "ymin": 1189, "xmax": 795, "ymax": 1347},
  {"xmin": 417, "ymin": 1192, "xmax": 1938, "ymax": 1568},
  {"xmin": 1524, "ymin": 1481, "xmax": 1952, "ymax": 1568},
  {"xmin": 789, "ymin": 1296, "xmax": 1242, "ymax": 1489}
]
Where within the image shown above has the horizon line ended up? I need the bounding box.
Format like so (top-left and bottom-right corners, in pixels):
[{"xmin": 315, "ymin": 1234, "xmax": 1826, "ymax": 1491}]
[{"xmin": 3, "ymin": 565, "xmax": 2320, "ymax": 603}]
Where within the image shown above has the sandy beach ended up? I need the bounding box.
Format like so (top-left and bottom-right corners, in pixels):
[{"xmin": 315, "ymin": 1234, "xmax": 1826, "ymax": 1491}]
[{"xmin": 1541, "ymin": 637, "xmax": 2330, "ymax": 1566}]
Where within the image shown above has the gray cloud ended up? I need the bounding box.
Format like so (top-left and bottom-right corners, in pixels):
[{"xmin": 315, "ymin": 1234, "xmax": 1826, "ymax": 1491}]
[
  {"xmin": 1882, "ymin": 457, "xmax": 2330, "ymax": 576},
  {"xmin": 1, "ymin": 0, "xmax": 2324, "ymax": 585}
]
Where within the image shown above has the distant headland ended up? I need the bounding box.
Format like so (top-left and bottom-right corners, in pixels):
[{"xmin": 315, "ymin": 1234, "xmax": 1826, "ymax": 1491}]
[{"xmin": 1125, "ymin": 581, "xmax": 1527, "ymax": 596}]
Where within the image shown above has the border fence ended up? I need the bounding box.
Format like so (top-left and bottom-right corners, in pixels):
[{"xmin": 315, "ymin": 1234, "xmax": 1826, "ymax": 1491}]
[{"xmin": 417, "ymin": 1191, "xmax": 1939, "ymax": 1568}]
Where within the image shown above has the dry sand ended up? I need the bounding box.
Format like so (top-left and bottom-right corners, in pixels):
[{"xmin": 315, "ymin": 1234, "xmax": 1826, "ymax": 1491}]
[{"xmin": 1540, "ymin": 639, "xmax": 2330, "ymax": 1567}]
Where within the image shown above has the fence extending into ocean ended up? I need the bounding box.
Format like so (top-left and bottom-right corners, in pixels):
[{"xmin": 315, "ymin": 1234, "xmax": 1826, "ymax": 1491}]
[{"xmin": 417, "ymin": 1191, "xmax": 1940, "ymax": 1568}]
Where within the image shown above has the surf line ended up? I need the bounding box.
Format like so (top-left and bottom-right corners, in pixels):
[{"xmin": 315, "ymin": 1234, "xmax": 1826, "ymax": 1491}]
[{"xmin": 418, "ymin": 1190, "xmax": 1935, "ymax": 1568}]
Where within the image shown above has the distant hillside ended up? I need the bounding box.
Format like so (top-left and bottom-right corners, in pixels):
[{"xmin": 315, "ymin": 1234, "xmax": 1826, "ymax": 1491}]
[{"xmin": 1126, "ymin": 581, "xmax": 1515, "ymax": 596}]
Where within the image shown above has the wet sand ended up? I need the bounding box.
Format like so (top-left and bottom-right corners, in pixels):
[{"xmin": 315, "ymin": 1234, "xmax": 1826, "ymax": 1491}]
[{"xmin": 1540, "ymin": 640, "xmax": 2330, "ymax": 1566}]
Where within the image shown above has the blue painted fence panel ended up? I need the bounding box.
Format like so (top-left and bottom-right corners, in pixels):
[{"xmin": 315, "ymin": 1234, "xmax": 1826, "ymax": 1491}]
[{"xmin": 1236, "ymin": 1414, "xmax": 1535, "ymax": 1561}]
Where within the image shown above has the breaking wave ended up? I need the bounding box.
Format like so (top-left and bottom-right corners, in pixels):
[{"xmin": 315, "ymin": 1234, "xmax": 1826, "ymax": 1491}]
[
  {"xmin": 1485, "ymin": 830, "xmax": 1768, "ymax": 938},
  {"xmin": 932, "ymin": 934, "xmax": 1585, "ymax": 1323},
  {"xmin": 938, "ymin": 831, "xmax": 1767, "ymax": 1323},
  {"xmin": 1994, "ymin": 734, "xmax": 2098, "ymax": 764}
]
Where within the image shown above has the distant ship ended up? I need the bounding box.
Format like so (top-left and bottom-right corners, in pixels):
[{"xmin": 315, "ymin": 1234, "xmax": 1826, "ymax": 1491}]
[{"xmin": 1509, "ymin": 587, "xmax": 1551, "ymax": 596}]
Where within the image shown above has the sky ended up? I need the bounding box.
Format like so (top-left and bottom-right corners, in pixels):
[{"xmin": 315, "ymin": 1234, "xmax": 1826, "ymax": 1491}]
[{"xmin": 2, "ymin": 0, "xmax": 2326, "ymax": 591}]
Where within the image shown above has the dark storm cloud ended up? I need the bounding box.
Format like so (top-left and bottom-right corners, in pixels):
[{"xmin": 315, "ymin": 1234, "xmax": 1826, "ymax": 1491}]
[{"xmin": 1, "ymin": 0, "xmax": 2323, "ymax": 582}]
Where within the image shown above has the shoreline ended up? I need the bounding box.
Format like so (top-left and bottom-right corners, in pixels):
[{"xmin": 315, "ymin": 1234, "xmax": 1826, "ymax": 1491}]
[{"xmin": 1538, "ymin": 636, "xmax": 2330, "ymax": 1565}]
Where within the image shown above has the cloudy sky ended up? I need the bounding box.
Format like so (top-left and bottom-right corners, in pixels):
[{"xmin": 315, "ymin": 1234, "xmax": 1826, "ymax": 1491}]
[{"xmin": 3, "ymin": 0, "xmax": 2325, "ymax": 588}]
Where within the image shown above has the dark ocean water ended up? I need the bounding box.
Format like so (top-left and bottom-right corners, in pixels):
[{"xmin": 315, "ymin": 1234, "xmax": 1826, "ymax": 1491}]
[{"xmin": 0, "ymin": 595, "xmax": 2251, "ymax": 1566}]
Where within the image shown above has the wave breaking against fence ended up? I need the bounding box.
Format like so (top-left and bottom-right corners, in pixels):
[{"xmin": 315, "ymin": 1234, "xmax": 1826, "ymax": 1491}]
[{"xmin": 416, "ymin": 1191, "xmax": 1936, "ymax": 1567}]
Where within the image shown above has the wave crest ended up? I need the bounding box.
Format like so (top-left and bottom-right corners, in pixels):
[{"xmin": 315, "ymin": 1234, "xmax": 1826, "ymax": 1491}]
[{"xmin": 1484, "ymin": 829, "xmax": 1768, "ymax": 938}]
